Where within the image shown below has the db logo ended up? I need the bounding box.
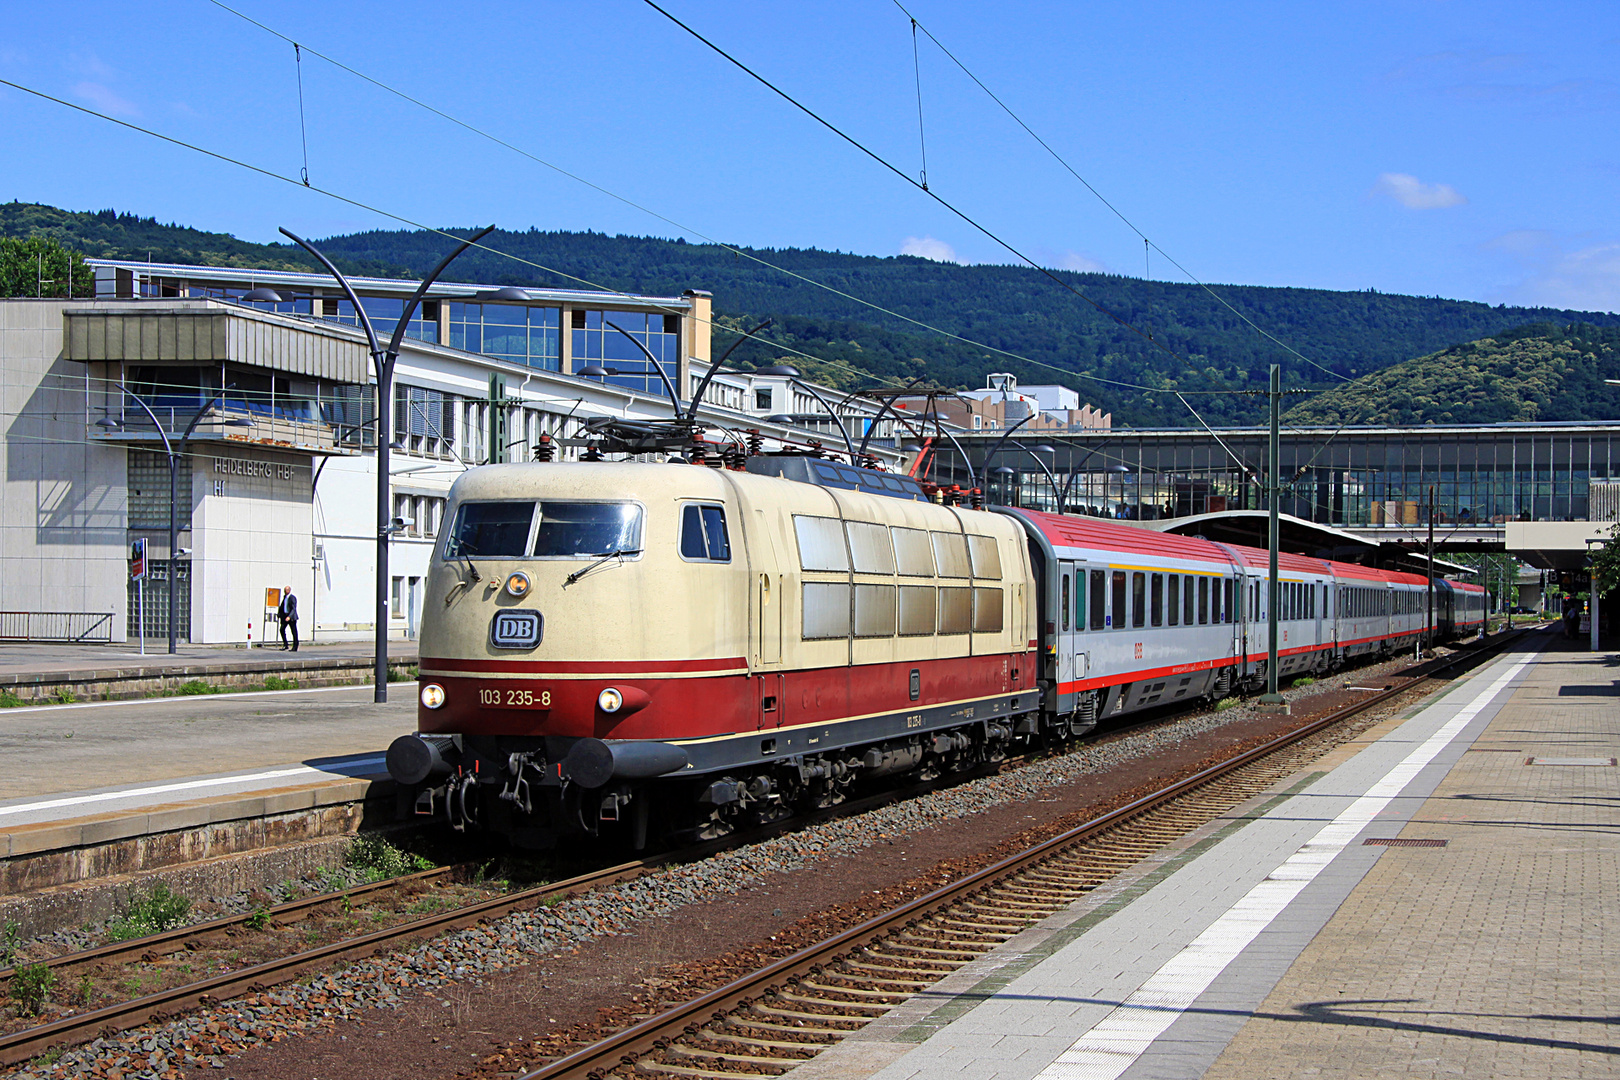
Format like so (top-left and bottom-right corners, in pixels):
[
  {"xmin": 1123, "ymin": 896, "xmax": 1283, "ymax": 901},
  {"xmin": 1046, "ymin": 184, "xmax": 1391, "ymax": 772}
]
[{"xmin": 1134, "ymin": 642, "xmax": 1143, "ymax": 659}]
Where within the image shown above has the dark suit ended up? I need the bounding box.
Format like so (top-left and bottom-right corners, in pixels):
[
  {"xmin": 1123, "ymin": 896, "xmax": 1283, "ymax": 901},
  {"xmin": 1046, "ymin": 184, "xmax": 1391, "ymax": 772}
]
[{"xmin": 278, "ymin": 592, "xmax": 300, "ymax": 651}]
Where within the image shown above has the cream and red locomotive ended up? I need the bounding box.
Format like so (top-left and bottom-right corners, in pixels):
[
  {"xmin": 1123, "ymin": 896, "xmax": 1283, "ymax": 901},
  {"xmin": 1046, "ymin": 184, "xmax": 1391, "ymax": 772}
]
[{"xmin": 387, "ymin": 456, "xmax": 1484, "ymax": 848}]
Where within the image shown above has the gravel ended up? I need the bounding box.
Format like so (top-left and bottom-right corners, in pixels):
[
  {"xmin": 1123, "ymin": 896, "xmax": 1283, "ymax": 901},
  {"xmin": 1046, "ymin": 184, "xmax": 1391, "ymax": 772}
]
[{"xmin": 4, "ymin": 658, "xmax": 1412, "ymax": 1080}]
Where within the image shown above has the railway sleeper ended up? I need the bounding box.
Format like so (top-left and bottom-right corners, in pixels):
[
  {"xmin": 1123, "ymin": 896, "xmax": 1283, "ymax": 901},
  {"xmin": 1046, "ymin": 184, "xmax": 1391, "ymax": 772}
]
[
  {"xmin": 701, "ymin": 1029, "xmax": 840, "ymax": 1053},
  {"xmin": 879, "ymin": 939, "xmax": 985, "ymax": 960},
  {"xmin": 815, "ymin": 970, "xmax": 937, "ymax": 992},
  {"xmin": 773, "ymin": 989, "xmax": 892, "ymax": 1014},
  {"xmin": 842, "ymin": 958, "xmax": 957, "ymax": 978},
  {"xmin": 666, "ymin": 1042, "xmax": 808, "ymax": 1067},
  {"xmin": 749, "ymin": 1003, "xmax": 871, "ymax": 1028},
  {"xmin": 635, "ymin": 1060, "xmax": 768, "ymax": 1079},
  {"xmin": 795, "ymin": 979, "xmax": 912, "ymax": 1002},
  {"xmin": 734, "ymin": 1012, "xmax": 855, "ymax": 1036}
]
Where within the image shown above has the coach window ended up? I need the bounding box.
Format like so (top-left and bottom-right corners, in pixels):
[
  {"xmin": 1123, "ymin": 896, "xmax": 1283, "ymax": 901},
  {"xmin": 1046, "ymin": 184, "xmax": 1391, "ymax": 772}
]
[
  {"xmin": 1075, "ymin": 570, "xmax": 1085, "ymax": 631},
  {"xmin": 1198, "ymin": 577, "xmax": 1209, "ymax": 624},
  {"xmin": 679, "ymin": 504, "xmax": 730, "ymax": 562},
  {"xmin": 1061, "ymin": 574, "xmax": 1071, "ymax": 631},
  {"xmin": 1226, "ymin": 579, "xmax": 1237, "ymax": 622},
  {"xmin": 1090, "ymin": 569, "xmax": 1107, "ymax": 630},
  {"xmin": 1131, "ymin": 572, "xmax": 1147, "ymax": 628},
  {"xmin": 1210, "ymin": 577, "xmax": 1222, "ymax": 625},
  {"xmin": 1184, "ymin": 576, "xmax": 1196, "ymax": 626},
  {"xmin": 1111, "ymin": 571, "xmax": 1126, "ymax": 629},
  {"xmin": 1167, "ymin": 574, "xmax": 1180, "ymax": 626},
  {"xmin": 1150, "ymin": 573, "xmax": 1164, "ymax": 627}
]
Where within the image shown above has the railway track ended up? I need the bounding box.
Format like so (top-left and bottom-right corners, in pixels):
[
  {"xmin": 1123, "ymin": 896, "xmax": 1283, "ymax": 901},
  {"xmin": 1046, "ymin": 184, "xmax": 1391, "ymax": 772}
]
[
  {"xmin": 0, "ymin": 632, "xmax": 1520, "ymax": 1071},
  {"xmin": 514, "ymin": 630, "xmax": 1529, "ymax": 1080}
]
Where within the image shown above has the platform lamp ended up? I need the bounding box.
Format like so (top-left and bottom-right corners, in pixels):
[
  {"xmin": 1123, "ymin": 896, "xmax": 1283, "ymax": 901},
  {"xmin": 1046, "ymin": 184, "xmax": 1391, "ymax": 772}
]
[
  {"xmin": 280, "ymin": 225, "xmax": 495, "ymax": 702},
  {"xmin": 991, "ymin": 465, "xmax": 1018, "ymax": 506},
  {"xmin": 103, "ymin": 385, "xmax": 251, "ymax": 653}
]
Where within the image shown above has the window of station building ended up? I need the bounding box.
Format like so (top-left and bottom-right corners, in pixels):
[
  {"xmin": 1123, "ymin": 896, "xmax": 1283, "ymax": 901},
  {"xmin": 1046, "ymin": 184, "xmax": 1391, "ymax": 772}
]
[
  {"xmin": 898, "ymin": 585, "xmax": 936, "ymax": 636},
  {"xmin": 755, "ymin": 388, "xmax": 773, "ymax": 411},
  {"xmin": 1167, "ymin": 574, "xmax": 1180, "ymax": 626},
  {"xmin": 447, "ymin": 303, "xmax": 560, "ymax": 370},
  {"xmin": 323, "ymin": 384, "xmax": 376, "ymax": 447},
  {"xmin": 1090, "ymin": 569, "xmax": 1107, "ymax": 630},
  {"xmin": 572, "ymin": 309, "xmax": 679, "ymax": 396},
  {"xmin": 394, "ymin": 385, "xmax": 454, "ymax": 455},
  {"xmin": 325, "ymin": 296, "xmax": 438, "ymax": 344},
  {"xmin": 854, "ymin": 585, "xmax": 896, "ymax": 637},
  {"xmin": 939, "ymin": 587, "xmax": 973, "ymax": 634},
  {"xmin": 1198, "ymin": 577, "xmax": 1210, "ymax": 624},
  {"xmin": 1111, "ymin": 571, "xmax": 1127, "ymax": 630},
  {"xmin": 1150, "ymin": 573, "xmax": 1163, "ymax": 627},
  {"xmin": 892, "ymin": 528, "xmax": 935, "ymax": 576},
  {"xmin": 679, "ymin": 504, "xmax": 730, "ymax": 562},
  {"xmin": 1061, "ymin": 574, "xmax": 1071, "ymax": 632},
  {"xmin": 972, "ymin": 587, "xmax": 1004, "ymax": 633}
]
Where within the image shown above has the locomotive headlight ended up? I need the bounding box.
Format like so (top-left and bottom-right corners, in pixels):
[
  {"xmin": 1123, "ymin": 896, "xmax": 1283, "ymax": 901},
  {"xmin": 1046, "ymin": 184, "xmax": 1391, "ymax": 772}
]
[
  {"xmin": 597, "ymin": 687, "xmax": 624, "ymax": 713},
  {"xmin": 420, "ymin": 683, "xmax": 446, "ymax": 710},
  {"xmin": 504, "ymin": 571, "xmax": 532, "ymax": 599}
]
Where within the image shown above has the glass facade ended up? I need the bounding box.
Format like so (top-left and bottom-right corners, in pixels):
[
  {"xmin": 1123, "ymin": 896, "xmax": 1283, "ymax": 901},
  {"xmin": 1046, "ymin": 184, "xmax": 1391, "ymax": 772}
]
[
  {"xmin": 573, "ymin": 310, "xmax": 680, "ymax": 397},
  {"xmin": 447, "ymin": 303, "xmax": 560, "ymax": 370},
  {"xmin": 955, "ymin": 425, "xmax": 1620, "ymax": 528}
]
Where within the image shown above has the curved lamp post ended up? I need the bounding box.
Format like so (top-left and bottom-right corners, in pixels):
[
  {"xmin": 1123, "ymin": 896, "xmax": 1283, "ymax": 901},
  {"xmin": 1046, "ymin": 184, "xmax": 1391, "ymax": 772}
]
[
  {"xmin": 754, "ymin": 364, "xmax": 858, "ymax": 461},
  {"xmin": 107, "ymin": 384, "xmax": 250, "ymax": 653},
  {"xmin": 685, "ymin": 319, "xmax": 773, "ymax": 421},
  {"xmin": 583, "ymin": 320, "xmax": 685, "ymax": 417},
  {"xmin": 280, "ymin": 224, "xmax": 494, "ymax": 702}
]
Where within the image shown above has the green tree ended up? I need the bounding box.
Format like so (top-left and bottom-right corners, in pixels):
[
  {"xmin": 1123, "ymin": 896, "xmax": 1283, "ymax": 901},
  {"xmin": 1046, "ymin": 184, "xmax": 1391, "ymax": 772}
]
[{"xmin": 0, "ymin": 235, "xmax": 94, "ymax": 298}]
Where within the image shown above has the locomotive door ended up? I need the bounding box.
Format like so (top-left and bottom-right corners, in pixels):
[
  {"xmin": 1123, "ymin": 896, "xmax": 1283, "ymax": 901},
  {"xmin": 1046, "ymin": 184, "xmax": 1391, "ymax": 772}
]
[{"xmin": 757, "ymin": 572, "xmax": 782, "ymax": 665}]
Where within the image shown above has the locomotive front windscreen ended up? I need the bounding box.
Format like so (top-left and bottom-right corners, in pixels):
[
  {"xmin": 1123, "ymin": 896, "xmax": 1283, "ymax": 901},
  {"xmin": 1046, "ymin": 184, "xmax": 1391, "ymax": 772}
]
[{"xmin": 443, "ymin": 500, "xmax": 643, "ymax": 559}]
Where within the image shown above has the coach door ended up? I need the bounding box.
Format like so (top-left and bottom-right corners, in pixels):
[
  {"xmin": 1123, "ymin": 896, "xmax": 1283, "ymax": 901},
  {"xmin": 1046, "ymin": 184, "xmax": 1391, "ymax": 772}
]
[{"xmin": 1058, "ymin": 562, "xmax": 1080, "ymax": 708}]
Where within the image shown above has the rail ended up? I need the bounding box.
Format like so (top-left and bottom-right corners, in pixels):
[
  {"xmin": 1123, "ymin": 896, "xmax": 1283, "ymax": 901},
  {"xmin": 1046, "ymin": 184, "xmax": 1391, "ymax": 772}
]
[{"xmin": 0, "ymin": 611, "xmax": 114, "ymax": 643}]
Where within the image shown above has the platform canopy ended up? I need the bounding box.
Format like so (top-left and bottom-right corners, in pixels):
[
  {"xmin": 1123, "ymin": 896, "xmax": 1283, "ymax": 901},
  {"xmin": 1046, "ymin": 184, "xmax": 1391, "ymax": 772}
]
[{"xmin": 1132, "ymin": 509, "xmax": 1475, "ymax": 578}]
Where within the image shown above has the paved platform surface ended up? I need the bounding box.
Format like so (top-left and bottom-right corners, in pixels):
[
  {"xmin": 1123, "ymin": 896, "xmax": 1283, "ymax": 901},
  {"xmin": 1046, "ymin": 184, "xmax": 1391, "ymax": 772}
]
[
  {"xmin": 0, "ymin": 639, "xmax": 417, "ymax": 679},
  {"xmin": 0, "ymin": 683, "xmax": 415, "ymax": 857},
  {"xmin": 796, "ymin": 632, "xmax": 1617, "ymax": 1080}
]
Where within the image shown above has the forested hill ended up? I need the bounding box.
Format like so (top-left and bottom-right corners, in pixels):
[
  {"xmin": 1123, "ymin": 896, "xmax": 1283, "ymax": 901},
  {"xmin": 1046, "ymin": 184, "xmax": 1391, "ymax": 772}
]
[
  {"xmin": 1283, "ymin": 323, "xmax": 1620, "ymax": 426},
  {"xmin": 9, "ymin": 200, "xmax": 1619, "ymax": 427}
]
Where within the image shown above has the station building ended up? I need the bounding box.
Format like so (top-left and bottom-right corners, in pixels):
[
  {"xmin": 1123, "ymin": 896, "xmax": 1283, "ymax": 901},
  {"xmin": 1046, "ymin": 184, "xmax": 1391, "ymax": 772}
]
[{"xmin": 0, "ymin": 258, "xmax": 896, "ymax": 645}]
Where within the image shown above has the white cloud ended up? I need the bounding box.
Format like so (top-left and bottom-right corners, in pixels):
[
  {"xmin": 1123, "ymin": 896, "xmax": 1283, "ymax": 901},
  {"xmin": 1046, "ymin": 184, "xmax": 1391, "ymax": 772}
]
[
  {"xmin": 1058, "ymin": 251, "xmax": 1106, "ymax": 273},
  {"xmin": 72, "ymin": 81, "xmax": 139, "ymax": 117},
  {"xmin": 1371, "ymin": 172, "xmax": 1467, "ymax": 209},
  {"xmin": 900, "ymin": 235, "xmax": 961, "ymax": 263},
  {"xmin": 1513, "ymin": 242, "xmax": 1620, "ymax": 313}
]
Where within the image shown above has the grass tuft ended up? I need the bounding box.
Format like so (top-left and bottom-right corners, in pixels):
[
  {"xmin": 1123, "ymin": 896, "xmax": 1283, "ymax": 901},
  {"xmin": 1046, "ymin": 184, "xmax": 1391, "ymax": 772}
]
[
  {"xmin": 9, "ymin": 963, "xmax": 55, "ymax": 1016},
  {"xmin": 105, "ymin": 882, "xmax": 191, "ymax": 942},
  {"xmin": 346, "ymin": 834, "xmax": 434, "ymax": 882}
]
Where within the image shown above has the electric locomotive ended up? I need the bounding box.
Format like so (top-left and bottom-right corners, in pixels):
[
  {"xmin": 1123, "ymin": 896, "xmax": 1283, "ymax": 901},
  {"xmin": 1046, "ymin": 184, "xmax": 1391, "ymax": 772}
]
[{"xmin": 389, "ymin": 454, "xmax": 1481, "ymax": 850}]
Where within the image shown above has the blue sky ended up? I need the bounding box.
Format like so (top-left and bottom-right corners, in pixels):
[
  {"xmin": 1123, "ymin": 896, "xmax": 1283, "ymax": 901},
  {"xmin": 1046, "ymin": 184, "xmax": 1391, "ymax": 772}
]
[{"xmin": 1, "ymin": 1, "xmax": 1616, "ymax": 311}]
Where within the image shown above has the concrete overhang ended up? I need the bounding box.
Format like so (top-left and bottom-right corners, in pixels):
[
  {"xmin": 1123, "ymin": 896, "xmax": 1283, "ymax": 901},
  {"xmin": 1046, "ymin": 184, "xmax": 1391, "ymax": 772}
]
[{"xmin": 1504, "ymin": 521, "xmax": 1616, "ymax": 571}]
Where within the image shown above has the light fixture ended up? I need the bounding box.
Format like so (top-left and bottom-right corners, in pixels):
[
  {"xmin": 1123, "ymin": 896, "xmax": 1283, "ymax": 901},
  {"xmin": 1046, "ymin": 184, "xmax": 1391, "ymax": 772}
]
[
  {"xmin": 420, "ymin": 683, "xmax": 446, "ymax": 709},
  {"xmin": 222, "ymin": 414, "xmax": 253, "ymax": 428},
  {"xmin": 766, "ymin": 413, "xmax": 795, "ymax": 425},
  {"xmin": 1031, "ymin": 444, "xmax": 1056, "ymax": 455},
  {"xmin": 992, "ymin": 466, "xmax": 1017, "ymax": 476},
  {"xmin": 504, "ymin": 570, "xmax": 532, "ymax": 599},
  {"xmin": 578, "ymin": 363, "xmax": 612, "ymax": 377},
  {"xmin": 242, "ymin": 287, "xmax": 289, "ymax": 303},
  {"xmin": 754, "ymin": 364, "xmax": 801, "ymax": 378},
  {"xmin": 473, "ymin": 286, "xmax": 530, "ymax": 302},
  {"xmin": 597, "ymin": 687, "xmax": 624, "ymax": 713},
  {"xmin": 95, "ymin": 414, "xmax": 125, "ymax": 431}
]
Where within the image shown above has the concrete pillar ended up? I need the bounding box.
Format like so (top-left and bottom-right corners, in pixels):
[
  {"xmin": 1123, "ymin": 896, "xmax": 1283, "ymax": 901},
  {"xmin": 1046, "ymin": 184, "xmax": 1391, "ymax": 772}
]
[{"xmin": 681, "ymin": 290, "xmax": 712, "ymax": 402}]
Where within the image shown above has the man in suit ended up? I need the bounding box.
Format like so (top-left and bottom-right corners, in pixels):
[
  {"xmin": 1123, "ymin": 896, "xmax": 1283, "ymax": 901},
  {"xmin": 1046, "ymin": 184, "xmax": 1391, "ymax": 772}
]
[{"xmin": 278, "ymin": 585, "xmax": 300, "ymax": 652}]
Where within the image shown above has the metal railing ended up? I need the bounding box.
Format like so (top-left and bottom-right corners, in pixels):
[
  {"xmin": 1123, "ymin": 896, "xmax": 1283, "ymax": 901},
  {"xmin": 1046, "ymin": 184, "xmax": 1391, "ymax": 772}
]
[{"xmin": 0, "ymin": 612, "xmax": 115, "ymax": 643}]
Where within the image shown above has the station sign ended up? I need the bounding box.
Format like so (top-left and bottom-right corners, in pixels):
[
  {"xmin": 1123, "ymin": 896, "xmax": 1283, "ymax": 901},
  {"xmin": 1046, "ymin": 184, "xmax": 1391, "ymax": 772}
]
[{"xmin": 130, "ymin": 538, "xmax": 147, "ymax": 581}]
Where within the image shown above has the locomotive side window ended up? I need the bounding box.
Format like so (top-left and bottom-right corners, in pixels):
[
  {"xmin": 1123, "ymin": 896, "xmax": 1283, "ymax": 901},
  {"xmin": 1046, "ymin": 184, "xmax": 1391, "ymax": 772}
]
[
  {"xmin": 939, "ymin": 587, "xmax": 973, "ymax": 634},
  {"xmin": 972, "ymin": 587, "xmax": 1004, "ymax": 633},
  {"xmin": 531, "ymin": 502, "xmax": 642, "ymax": 558},
  {"xmin": 967, "ymin": 535, "xmax": 1002, "ymax": 579},
  {"xmin": 794, "ymin": 515, "xmax": 849, "ymax": 572},
  {"xmin": 679, "ymin": 504, "xmax": 730, "ymax": 562},
  {"xmin": 847, "ymin": 521, "xmax": 896, "ymax": 574},
  {"xmin": 854, "ymin": 585, "xmax": 896, "ymax": 637},
  {"xmin": 443, "ymin": 500, "xmax": 535, "ymax": 559},
  {"xmin": 931, "ymin": 532, "xmax": 972, "ymax": 578},
  {"xmin": 802, "ymin": 582, "xmax": 851, "ymax": 639},
  {"xmin": 1132, "ymin": 572, "xmax": 1146, "ymax": 629},
  {"xmin": 892, "ymin": 528, "xmax": 935, "ymax": 576},
  {"xmin": 1111, "ymin": 571, "xmax": 1126, "ymax": 629},
  {"xmin": 1061, "ymin": 575, "xmax": 1071, "ymax": 632},
  {"xmin": 898, "ymin": 585, "xmax": 937, "ymax": 635},
  {"xmin": 1090, "ymin": 569, "xmax": 1106, "ymax": 630},
  {"xmin": 1167, "ymin": 574, "xmax": 1180, "ymax": 625}
]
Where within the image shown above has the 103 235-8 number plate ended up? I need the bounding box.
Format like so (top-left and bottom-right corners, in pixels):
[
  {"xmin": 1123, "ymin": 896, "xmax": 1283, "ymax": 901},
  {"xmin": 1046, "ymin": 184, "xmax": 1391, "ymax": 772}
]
[{"xmin": 477, "ymin": 686, "xmax": 552, "ymax": 709}]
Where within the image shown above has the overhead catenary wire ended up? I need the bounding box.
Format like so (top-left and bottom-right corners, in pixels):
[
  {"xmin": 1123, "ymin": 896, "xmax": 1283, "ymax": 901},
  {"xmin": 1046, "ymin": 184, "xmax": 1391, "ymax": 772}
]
[
  {"xmin": 910, "ymin": 17, "xmax": 929, "ymax": 191},
  {"xmin": 891, "ymin": 0, "xmax": 1351, "ymax": 384},
  {"xmin": 203, "ymin": 0, "xmax": 1187, "ymax": 399},
  {"xmin": 293, "ymin": 42, "xmax": 311, "ymax": 186}
]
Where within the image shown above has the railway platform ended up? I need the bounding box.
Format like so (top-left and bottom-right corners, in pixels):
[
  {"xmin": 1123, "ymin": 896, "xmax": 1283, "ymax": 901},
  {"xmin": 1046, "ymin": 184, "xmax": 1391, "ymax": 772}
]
[
  {"xmin": 0, "ymin": 683, "xmax": 415, "ymax": 921},
  {"xmin": 796, "ymin": 631, "xmax": 1617, "ymax": 1080}
]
